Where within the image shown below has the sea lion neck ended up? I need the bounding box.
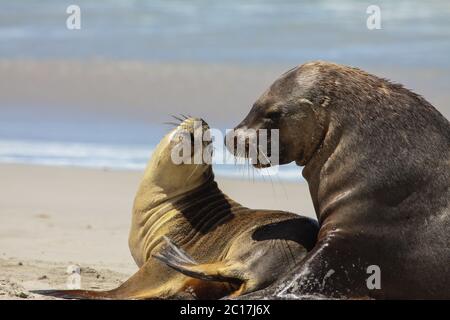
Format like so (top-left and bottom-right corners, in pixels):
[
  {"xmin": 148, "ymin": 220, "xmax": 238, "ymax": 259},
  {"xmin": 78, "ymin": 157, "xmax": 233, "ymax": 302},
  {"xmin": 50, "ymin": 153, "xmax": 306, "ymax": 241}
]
[
  {"xmin": 301, "ymin": 118, "xmax": 343, "ymax": 218},
  {"xmin": 301, "ymin": 117, "xmax": 372, "ymax": 231},
  {"xmin": 303, "ymin": 97, "xmax": 450, "ymax": 230},
  {"xmin": 133, "ymin": 166, "xmax": 215, "ymax": 213}
]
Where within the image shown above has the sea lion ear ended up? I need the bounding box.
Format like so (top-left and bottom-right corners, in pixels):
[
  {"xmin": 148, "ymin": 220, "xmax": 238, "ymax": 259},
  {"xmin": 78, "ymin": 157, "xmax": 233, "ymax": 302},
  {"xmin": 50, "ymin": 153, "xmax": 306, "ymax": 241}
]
[
  {"xmin": 298, "ymin": 98, "xmax": 314, "ymax": 106},
  {"xmin": 307, "ymin": 96, "xmax": 331, "ymax": 115},
  {"xmin": 297, "ymin": 98, "xmax": 316, "ymax": 113},
  {"xmin": 320, "ymin": 96, "xmax": 331, "ymax": 108}
]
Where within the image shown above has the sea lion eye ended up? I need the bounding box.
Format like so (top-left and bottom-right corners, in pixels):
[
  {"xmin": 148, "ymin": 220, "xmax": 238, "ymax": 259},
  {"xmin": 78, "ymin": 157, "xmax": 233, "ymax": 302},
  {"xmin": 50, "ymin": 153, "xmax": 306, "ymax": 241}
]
[{"xmin": 265, "ymin": 110, "xmax": 282, "ymax": 120}]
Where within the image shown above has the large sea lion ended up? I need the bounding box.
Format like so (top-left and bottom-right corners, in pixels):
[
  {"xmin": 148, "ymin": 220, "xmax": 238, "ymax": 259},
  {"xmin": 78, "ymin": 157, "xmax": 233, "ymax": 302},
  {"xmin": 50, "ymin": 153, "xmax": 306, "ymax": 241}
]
[
  {"xmin": 227, "ymin": 61, "xmax": 450, "ymax": 299},
  {"xmin": 34, "ymin": 117, "xmax": 318, "ymax": 299}
]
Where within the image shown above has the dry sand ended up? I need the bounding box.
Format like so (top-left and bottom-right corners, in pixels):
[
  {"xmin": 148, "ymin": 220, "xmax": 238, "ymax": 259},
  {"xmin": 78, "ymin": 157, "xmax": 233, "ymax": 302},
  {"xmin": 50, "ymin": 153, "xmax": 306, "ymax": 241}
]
[{"xmin": 0, "ymin": 163, "xmax": 314, "ymax": 300}]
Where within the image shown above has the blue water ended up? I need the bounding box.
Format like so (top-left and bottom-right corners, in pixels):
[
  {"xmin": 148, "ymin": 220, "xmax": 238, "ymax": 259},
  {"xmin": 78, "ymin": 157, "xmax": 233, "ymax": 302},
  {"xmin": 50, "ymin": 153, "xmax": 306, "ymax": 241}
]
[
  {"xmin": 0, "ymin": 110, "xmax": 304, "ymax": 180},
  {"xmin": 0, "ymin": 138, "xmax": 303, "ymax": 180},
  {"xmin": 0, "ymin": 0, "xmax": 449, "ymax": 67},
  {"xmin": 0, "ymin": 94, "xmax": 305, "ymax": 179},
  {"xmin": 0, "ymin": 0, "xmax": 448, "ymax": 178}
]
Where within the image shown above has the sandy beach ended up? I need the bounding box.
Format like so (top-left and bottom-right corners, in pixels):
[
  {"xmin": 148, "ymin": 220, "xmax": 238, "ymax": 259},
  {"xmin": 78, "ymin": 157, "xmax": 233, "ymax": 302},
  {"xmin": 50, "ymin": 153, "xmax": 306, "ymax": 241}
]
[{"xmin": 0, "ymin": 163, "xmax": 314, "ymax": 299}]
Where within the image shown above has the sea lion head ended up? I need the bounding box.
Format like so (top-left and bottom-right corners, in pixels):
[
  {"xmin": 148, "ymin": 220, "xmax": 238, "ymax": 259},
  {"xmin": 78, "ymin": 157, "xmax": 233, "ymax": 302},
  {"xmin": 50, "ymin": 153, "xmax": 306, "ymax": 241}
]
[
  {"xmin": 145, "ymin": 117, "xmax": 213, "ymax": 194},
  {"xmin": 227, "ymin": 62, "xmax": 329, "ymax": 167}
]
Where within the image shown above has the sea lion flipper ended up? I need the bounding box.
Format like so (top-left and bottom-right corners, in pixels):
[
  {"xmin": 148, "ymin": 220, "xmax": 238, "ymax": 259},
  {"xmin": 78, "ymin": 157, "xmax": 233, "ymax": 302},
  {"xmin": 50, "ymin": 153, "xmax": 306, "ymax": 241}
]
[
  {"xmin": 32, "ymin": 259, "xmax": 177, "ymax": 300},
  {"xmin": 154, "ymin": 237, "xmax": 243, "ymax": 285},
  {"xmin": 158, "ymin": 236, "xmax": 198, "ymax": 265},
  {"xmin": 30, "ymin": 289, "xmax": 116, "ymax": 300}
]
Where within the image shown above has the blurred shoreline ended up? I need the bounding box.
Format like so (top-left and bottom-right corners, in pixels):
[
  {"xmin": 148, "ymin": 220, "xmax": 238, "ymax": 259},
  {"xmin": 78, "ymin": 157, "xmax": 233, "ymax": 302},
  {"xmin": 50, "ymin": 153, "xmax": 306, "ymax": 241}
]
[{"xmin": 1, "ymin": 59, "xmax": 449, "ymax": 176}]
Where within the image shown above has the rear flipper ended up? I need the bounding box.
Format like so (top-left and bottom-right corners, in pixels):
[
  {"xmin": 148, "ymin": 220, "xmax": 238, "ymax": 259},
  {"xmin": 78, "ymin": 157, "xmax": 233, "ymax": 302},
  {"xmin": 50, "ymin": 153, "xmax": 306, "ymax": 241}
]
[
  {"xmin": 32, "ymin": 255, "xmax": 178, "ymax": 300},
  {"xmin": 153, "ymin": 237, "xmax": 253, "ymax": 296},
  {"xmin": 31, "ymin": 238, "xmax": 243, "ymax": 300},
  {"xmin": 30, "ymin": 289, "xmax": 117, "ymax": 300}
]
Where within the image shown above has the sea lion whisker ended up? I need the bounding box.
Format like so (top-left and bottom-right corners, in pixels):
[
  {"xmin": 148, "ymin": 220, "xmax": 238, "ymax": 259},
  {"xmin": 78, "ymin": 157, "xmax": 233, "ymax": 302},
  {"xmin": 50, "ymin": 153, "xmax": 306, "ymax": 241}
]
[
  {"xmin": 246, "ymin": 157, "xmax": 250, "ymax": 181},
  {"xmin": 248, "ymin": 158, "xmax": 254, "ymax": 183},
  {"xmin": 247, "ymin": 144, "xmax": 275, "ymax": 192},
  {"xmin": 255, "ymin": 147, "xmax": 281, "ymax": 192},
  {"xmin": 171, "ymin": 114, "xmax": 185, "ymax": 123},
  {"xmin": 251, "ymin": 161, "xmax": 255, "ymax": 184},
  {"xmin": 256, "ymin": 147, "xmax": 272, "ymax": 166},
  {"xmin": 265, "ymin": 168, "xmax": 276, "ymax": 197},
  {"xmin": 277, "ymin": 174, "xmax": 289, "ymax": 199},
  {"xmin": 258, "ymin": 147, "xmax": 288, "ymax": 199},
  {"xmin": 163, "ymin": 121, "xmax": 181, "ymax": 126},
  {"xmin": 262, "ymin": 151, "xmax": 288, "ymax": 198},
  {"xmin": 256, "ymin": 156, "xmax": 276, "ymax": 197},
  {"xmin": 186, "ymin": 164, "xmax": 201, "ymax": 182}
]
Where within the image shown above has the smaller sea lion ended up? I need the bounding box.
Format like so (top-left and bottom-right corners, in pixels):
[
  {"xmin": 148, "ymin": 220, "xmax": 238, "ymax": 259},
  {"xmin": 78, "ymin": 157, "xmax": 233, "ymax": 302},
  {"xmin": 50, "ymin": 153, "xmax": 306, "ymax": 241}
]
[{"xmin": 33, "ymin": 117, "xmax": 318, "ymax": 299}]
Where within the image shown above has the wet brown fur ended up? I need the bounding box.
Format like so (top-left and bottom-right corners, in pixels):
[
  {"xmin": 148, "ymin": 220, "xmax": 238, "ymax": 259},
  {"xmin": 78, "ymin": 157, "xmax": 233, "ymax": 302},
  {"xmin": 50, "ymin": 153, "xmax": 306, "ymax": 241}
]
[{"xmin": 230, "ymin": 61, "xmax": 450, "ymax": 299}]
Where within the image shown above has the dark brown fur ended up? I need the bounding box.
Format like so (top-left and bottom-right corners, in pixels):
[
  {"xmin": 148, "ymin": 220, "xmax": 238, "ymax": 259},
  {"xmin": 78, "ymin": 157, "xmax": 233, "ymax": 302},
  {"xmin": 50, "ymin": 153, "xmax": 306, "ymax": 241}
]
[{"xmin": 228, "ymin": 61, "xmax": 450, "ymax": 299}]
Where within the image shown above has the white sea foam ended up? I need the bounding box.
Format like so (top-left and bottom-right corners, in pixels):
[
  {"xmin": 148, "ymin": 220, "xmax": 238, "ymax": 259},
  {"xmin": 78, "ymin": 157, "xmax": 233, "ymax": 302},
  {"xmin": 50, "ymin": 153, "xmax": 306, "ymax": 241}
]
[
  {"xmin": 0, "ymin": 139, "xmax": 303, "ymax": 181},
  {"xmin": 0, "ymin": 139, "xmax": 151, "ymax": 171}
]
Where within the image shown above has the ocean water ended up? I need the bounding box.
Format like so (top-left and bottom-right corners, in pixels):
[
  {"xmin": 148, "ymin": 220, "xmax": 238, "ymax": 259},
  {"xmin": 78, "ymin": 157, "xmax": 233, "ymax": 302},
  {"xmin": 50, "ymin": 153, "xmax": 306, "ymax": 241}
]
[
  {"xmin": 0, "ymin": 139, "xmax": 152, "ymax": 170},
  {"xmin": 0, "ymin": 112, "xmax": 304, "ymax": 180},
  {"xmin": 0, "ymin": 136, "xmax": 304, "ymax": 180},
  {"xmin": 1, "ymin": 0, "xmax": 449, "ymax": 67},
  {"xmin": 0, "ymin": 0, "xmax": 449, "ymax": 178}
]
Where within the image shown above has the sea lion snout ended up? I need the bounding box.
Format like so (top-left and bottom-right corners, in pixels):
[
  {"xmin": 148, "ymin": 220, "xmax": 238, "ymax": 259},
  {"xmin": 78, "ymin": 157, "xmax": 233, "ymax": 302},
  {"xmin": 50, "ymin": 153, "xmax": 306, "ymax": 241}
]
[
  {"xmin": 227, "ymin": 64, "xmax": 326, "ymax": 167},
  {"xmin": 137, "ymin": 116, "xmax": 214, "ymax": 197},
  {"xmin": 224, "ymin": 126, "xmax": 274, "ymax": 168},
  {"xmin": 167, "ymin": 117, "xmax": 213, "ymax": 161}
]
